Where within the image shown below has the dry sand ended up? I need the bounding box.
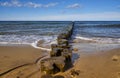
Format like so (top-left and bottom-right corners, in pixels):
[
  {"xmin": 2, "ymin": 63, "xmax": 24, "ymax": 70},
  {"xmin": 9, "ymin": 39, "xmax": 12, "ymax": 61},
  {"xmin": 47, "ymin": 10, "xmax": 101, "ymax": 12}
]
[
  {"xmin": 72, "ymin": 48, "xmax": 120, "ymax": 78},
  {"xmin": 0, "ymin": 43, "xmax": 120, "ymax": 78},
  {"xmin": 0, "ymin": 45, "xmax": 48, "ymax": 78}
]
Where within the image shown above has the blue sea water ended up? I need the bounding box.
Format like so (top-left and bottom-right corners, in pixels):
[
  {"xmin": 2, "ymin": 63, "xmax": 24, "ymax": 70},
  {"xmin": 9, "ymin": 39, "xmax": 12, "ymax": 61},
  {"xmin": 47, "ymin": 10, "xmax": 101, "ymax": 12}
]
[
  {"xmin": 0, "ymin": 21, "xmax": 71, "ymax": 48},
  {"xmin": 73, "ymin": 21, "xmax": 120, "ymax": 44},
  {"xmin": 0, "ymin": 21, "xmax": 120, "ymax": 48}
]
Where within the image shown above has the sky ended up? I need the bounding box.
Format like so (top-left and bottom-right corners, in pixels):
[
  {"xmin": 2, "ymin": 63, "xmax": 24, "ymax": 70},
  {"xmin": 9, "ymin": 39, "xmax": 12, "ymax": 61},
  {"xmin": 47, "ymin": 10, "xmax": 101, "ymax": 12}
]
[{"xmin": 0, "ymin": 0, "xmax": 120, "ymax": 21}]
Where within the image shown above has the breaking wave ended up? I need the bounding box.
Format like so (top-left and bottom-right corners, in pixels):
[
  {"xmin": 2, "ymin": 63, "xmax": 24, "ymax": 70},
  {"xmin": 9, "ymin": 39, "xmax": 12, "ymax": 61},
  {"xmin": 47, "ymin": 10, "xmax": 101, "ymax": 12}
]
[{"xmin": 74, "ymin": 36, "xmax": 120, "ymax": 44}]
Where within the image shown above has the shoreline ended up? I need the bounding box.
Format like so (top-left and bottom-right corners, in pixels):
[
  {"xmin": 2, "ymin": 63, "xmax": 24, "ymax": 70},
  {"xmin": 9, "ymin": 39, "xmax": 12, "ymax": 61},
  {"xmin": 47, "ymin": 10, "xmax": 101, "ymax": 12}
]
[
  {"xmin": 71, "ymin": 48, "xmax": 120, "ymax": 78},
  {"xmin": 0, "ymin": 42, "xmax": 120, "ymax": 78},
  {"xmin": 63, "ymin": 41, "xmax": 120, "ymax": 78}
]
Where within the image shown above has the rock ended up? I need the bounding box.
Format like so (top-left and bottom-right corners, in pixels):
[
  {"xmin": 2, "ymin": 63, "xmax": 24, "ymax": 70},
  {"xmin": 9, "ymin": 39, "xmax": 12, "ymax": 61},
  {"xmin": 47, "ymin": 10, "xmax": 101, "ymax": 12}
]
[
  {"xmin": 73, "ymin": 48, "xmax": 78, "ymax": 52},
  {"xmin": 70, "ymin": 69, "xmax": 80, "ymax": 77},
  {"xmin": 40, "ymin": 23, "xmax": 74, "ymax": 75},
  {"xmin": 52, "ymin": 56, "xmax": 65, "ymax": 72},
  {"xmin": 41, "ymin": 74, "xmax": 53, "ymax": 78},
  {"xmin": 51, "ymin": 44, "xmax": 71, "ymax": 49},
  {"xmin": 50, "ymin": 48, "xmax": 63, "ymax": 57},
  {"xmin": 73, "ymin": 39, "xmax": 80, "ymax": 43},
  {"xmin": 63, "ymin": 48, "xmax": 72, "ymax": 53},
  {"xmin": 57, "ymin": 33, "xmax": 69, "ymax": 40},
  {"xmin": 40, "ymin": 58, "xmax": 54, "ymax": 74},
  {"xmin": 40, "ymin": 57, "xmax": 65, "ymax": 74},
  {"xmin": 62, "ymin": 52, "xmax": 72, "ymax": 61},
  {"xmin": 54, "ymin": 59, "xmax": 65, "ymax": 72},
  {"xmin": 57, "ymin": 34, "xmax": 66, "ymax": 40},
  {"xmin": 62, "ymin": 50, "xmax": 72, "ymax": 61},
  {"xmin": 51, "ymin": 44, "xmax": 58, "ymax": 50},
  {"xmin": 112, "ymin": 55, "xmax": 119, "ymax": 61},
  {"xmin": 37, "ymin": 40, "xmax": 45, "ymax": 47},
  {"xmin": 54, "ymin": 75, "xmax": 64, "ymax": 78},
  {"xmin": 58, "ymin": 39, "xmax": 69, "ymax": 46}
]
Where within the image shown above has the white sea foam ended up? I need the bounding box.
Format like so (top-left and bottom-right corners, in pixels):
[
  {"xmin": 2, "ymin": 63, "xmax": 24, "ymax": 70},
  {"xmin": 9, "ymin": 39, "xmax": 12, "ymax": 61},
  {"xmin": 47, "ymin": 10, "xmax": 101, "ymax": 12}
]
[
  {"xmin": 74, "ymin": 36, "xmax": 120, "ymax": 44},
  {"xmin": 75, "ymin": 36, "xmax": 93, "ymax": 41},
  {"xmin": 0, "ymin": 35, "xmax": 57, "ymax": 51},
  {"xmin": 31, "ymin": 42, "xmax": 51, "ymax": 51}
]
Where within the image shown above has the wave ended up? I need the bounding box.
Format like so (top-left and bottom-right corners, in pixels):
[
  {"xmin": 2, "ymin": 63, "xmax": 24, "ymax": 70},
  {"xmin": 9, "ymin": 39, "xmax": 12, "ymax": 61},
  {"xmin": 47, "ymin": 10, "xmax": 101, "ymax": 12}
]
[
  {"xmin": 74, "ymin": 36, "xmax": 120, "ymax": 44},
  {"xmin": 0, "ymin": 35, "xmax": 57, "ymax": 51},
  {"xmin": 31, "ymin": 39, "xmax": 57, "ymax": 51},
  {"xmin": 75, "ymin": 36, "xmax": 93, "ymax": 41}
]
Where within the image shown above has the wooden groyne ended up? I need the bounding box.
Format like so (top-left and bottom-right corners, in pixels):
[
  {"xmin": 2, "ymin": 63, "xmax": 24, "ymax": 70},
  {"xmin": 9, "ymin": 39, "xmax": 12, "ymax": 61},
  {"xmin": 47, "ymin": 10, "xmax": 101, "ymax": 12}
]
[{"xmin": 40, "ymin": 22, "xmax": 75, "ymax": 77}]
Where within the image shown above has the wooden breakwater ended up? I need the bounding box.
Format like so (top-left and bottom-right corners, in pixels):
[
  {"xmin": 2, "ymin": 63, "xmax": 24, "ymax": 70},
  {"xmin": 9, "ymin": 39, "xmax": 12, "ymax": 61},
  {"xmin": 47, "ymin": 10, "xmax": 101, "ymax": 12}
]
[{"xmin": 40, "ymin": 22, "xmax": 74, "ymax": 77}]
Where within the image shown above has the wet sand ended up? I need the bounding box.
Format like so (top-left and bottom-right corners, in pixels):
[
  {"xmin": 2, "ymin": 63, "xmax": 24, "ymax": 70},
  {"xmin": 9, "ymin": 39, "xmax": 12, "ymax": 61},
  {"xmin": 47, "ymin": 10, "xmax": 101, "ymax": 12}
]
[
  {"xmin": 72, "ymin": 48, "xmax": 120, "ymax": 78},
  {"xmin": 63, "ymin": 42, "xmax": 120, "ymax": 78},
  {"xmin": 0, "ymin": 43, "xmax": 120, "ymax": 78}
]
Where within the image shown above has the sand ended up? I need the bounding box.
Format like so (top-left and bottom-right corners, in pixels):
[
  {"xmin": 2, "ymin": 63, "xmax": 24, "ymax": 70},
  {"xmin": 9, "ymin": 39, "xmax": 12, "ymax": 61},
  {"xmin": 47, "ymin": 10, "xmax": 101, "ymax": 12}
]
[
  {"xmin": 0, "ymin": 45, "xmax": 48, "ymax": 78},
  {"xmin": 72, "ymin": 48, "xmax": 120, "ymax": 78},
  {"xmin": 0, "ymin": 43, "xmax": 120, "ymax": 78},
  {"xmin": 63, "ymin": 42, "xmax": 120, "ymax": 78}
]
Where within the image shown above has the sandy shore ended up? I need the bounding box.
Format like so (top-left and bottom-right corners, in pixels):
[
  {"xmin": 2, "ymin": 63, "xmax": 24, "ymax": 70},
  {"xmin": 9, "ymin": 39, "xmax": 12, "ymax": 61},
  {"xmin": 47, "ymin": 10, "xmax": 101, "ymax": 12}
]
[
  {"xmin": 72, "ymin": 48, "xmax": 120, "ymax": 78},
  {"xmin": 0, "ymin": 45, "xmax": 48, "ymax": 78},
  {"xmin": 0, "ymin": 43, "xmax": 120, "ymax": 78},
  {"xmin": 63, "ymin": 42, "xmax": 120, "ymax": 78}
]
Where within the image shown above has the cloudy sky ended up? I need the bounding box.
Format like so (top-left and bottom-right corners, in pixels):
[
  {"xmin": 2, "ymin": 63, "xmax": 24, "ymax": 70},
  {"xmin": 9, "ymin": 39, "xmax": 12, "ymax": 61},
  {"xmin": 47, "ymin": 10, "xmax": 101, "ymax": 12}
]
[{"xmin": 0, "ymin": 0, "xmax": 120, "ymax": 21}]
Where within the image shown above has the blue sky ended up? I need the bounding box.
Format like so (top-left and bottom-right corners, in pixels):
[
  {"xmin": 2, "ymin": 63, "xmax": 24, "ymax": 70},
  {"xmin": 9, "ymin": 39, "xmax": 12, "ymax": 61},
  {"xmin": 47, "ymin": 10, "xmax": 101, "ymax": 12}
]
[{"xmin": 0, "ymin": 0, "xmax": 120, "ymax": 21}]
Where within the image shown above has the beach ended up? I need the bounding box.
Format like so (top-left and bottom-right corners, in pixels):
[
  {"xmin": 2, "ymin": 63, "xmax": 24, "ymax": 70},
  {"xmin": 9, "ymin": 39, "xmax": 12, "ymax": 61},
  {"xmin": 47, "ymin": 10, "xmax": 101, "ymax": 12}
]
[
  {"xmin": 74, "ymin": 48, "xmax": 120, "ymax": 78},
  {"xmin": 0, "ymin": 45, "xmax": 48, "ymax": 78},
  {"xmin": 0, "ymin": 42, "xmax": 120, "ymax": 78},
  {"xmin": 0, "ymin": 21, "xmax": 120, "ymax": 78},
  {"xmin": 70, "ymin": 42, "xmax": 120, "ymax": 78}
]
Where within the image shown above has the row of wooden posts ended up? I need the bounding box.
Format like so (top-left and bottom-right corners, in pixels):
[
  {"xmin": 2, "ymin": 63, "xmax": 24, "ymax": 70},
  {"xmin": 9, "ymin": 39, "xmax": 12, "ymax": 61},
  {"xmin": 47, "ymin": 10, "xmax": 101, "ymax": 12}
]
[{"xmin": 40, "ymin": 22, "xmax": 74, "ymax": 76}]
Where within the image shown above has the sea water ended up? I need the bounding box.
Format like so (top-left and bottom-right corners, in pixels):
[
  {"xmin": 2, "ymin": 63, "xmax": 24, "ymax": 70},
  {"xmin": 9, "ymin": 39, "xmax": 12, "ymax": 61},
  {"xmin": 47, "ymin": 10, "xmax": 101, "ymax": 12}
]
[
  {"xmin": 0, "ymin": 21, "xmax": 71, "ymax": 49},
  {"xmin": 0, "ymin": 21, "xmax": 120, "ymax": 49},
  {"xmin": 73, "ymin": 21, "xmax": 120, "ymax": 44}
]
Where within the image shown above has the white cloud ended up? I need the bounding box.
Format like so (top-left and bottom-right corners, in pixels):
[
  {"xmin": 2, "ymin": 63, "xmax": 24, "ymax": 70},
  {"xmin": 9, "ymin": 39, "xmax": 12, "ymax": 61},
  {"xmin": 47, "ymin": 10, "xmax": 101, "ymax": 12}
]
[
  {"xmin": 25, "ymin": 2, "xmax": 42, "ymax": 8},
  {"xmin": 66, "ymin": 3, "xmax": 81, "ymax": 8},
  {"xmin": 44, "ymin": 3, "xmax": 58, "ymax": 8},
  {"xmin": 0, "ymin": 0, "xmax": 58, "ymax": 8},
  {"xmin": 0, "ymin": 0, "xmax": 22, "ymax": 7}
]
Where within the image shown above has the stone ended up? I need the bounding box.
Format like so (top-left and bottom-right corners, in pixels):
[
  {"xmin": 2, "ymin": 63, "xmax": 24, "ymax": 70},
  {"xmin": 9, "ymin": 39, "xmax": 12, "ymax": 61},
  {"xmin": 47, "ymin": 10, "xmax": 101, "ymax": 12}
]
[
  {"xmin": 51, "ymin": 44, "xmax": 58, "ymax": 50},
  {"xmin": 41, "ymin": 74, "xmax": 53, "ymax": 78},
  {"xmin": 40, "ymin": 57, "xmax": 65, "ymax": 74},
  {"xmin": 50, "ymin": 48, "xmax": 63, "ymax": 57},
  {"xmin": 52, "ymin": 57, "xmax": 65, "ymax": 73},
  {"xmin": 62, "ymin": 51, "xmax": 72, "ymax": 61},
  {"xmin": 112, "ymin": 55, "xmax": 119, "ymax": 61},
  {"xmin": 54, "ymin": 59, "xmax": 65, "ymax": 72},
  {"xmin": 37, "ymin": 40, "xmax": 45, "ymax": 47},
  {"xmin": 54, "ymin": 75, "xmax": 64, "ymax": 78},
  {"xmin": 63, "ymin": 48, "xmax": 72, "ymax": 53},
  {"xmin": 57, "ymin": 39, "xmax": 69, "ymax": 46},
  {"xmin": 40, "ymin": 58, "xmax": 54, "ymax": 74},
  {"xmin": 57, "ymin": 33, "xmax": 68, "ymax": 40},
  {"xmin": 70, "ymin": 69, "xmax": 80, "ymax": 77},
  {"xmin": 73, "ymin": 48, "xmax": 78, "ymax": 52}
]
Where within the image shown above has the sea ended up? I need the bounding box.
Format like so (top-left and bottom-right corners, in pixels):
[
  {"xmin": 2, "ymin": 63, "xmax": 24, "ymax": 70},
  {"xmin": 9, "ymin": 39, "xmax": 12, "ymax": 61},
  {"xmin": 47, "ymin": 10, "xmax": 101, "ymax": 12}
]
[{"xmin": 0, "ymin": 21, "xmax": 120, "ymax": 49}]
